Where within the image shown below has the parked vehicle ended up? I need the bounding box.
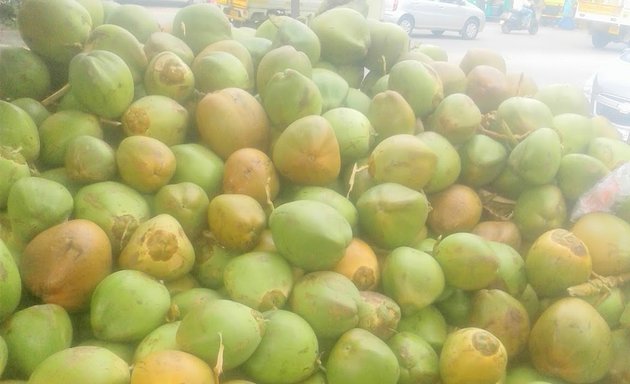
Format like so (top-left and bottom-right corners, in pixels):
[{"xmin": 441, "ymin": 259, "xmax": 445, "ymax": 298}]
[
  {"xmin": 540, "ymin": 0, "xmax": 563, "ymax": 25},
  {"xmin": 484, "ymin": 0, "xmax": 508, "ymax": 21},
  {"xmin": 500, "ymin": 3, "xmax": 539, "ymax": 33},
  {"xmin": 584, "ymin": 49, "xmax": 630, "ymax": 140},
  {"xmin": 217, "ymin": 0, "xmax": 384, "ymax": 25},
  {"xmin": 574, "ymin": 0, "xmax": 630, "ymax": 48},
  {"xmin": 381, "ymin": 0, "xmax": 486, "ymax": 39},
  {"xmin": 217, "ymin": 0, "xmax": 324, "ymax": 25}
]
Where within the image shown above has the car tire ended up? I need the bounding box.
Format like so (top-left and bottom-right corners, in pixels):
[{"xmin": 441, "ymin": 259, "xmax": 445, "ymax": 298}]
[
  {"xmin": 501, "ymin": 22, "xmax": 510, "ymax": 33},
  {"xmin": 461, "ymin": 18, "xmax": 480, "ymax": 40},
  {"xmin": 398, "ymin": 16, "xmax": 415, "ymax": 36},
  {"xmin": 431, "ymin": 30, "xmax": 445, "ymax": 36},
  {"xmin": 528, "ymin": 19, "xmax": 539, "ymax": 34},
  {"xmin": 592, "ymin": 31, "xmax": 610, "ymax": 49}
]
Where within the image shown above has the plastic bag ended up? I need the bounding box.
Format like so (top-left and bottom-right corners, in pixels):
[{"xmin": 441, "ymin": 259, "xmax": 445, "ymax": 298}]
[{"xmin": 570, "ymin": 162, "xmax": 630, "ymax": 222}]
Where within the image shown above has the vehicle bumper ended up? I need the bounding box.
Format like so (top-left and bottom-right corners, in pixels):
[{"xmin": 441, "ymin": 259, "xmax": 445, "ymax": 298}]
[
  {"xmin": 585, "ymin": 74, "xmax": 630, "ymax": 140},
  {"xmin": 592, "ymin": 92, "xmax": 630, "ymax": 140}
]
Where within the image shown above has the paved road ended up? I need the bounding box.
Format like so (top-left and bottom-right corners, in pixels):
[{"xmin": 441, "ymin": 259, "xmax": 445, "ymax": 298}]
[
  {"xmin": 409, "ymin": 21, "xmax": 626, "ymax": 88},
  {"xmin": 2, "ymin": 5, "xmax": 625, "ymax": 89}
]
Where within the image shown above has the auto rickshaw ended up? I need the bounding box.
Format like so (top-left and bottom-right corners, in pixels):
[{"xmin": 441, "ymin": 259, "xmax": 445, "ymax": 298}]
[{"xmin": 540, "ymin": 0, "xmax": 564, "ymax": 25}]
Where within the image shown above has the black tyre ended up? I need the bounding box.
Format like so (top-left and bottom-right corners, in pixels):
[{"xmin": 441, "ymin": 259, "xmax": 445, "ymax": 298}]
[
  {"xmin": 528, "ymin": 19, "xmax": 539, "ymax": 34},
  {"xmin": 398, "ymin": 15, "xmax": 415, "ymax": 36},
  {"xmin": 592, "ymin": 31, "xmax": 610, "ymax": 48},
  {"xmin": 461, "ymin": 18, "xmax": 480, "ymax": 39}
]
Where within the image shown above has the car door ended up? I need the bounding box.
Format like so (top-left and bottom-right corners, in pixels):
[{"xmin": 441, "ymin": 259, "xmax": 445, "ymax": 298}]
[
  {"xmin": 433, "ymin": 0, "xmax": 467, "ymax": 30},
  {"xmin": 405, "ymin": 0, "xmax": 444, "ymax": 30}
]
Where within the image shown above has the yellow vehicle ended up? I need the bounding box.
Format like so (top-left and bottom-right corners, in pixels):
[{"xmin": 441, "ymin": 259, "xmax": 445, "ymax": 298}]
[
  {"xmin": 217, "ymin": 0, "xmax": 325, "ymax": 25},
  {"xmin": 574, "ymin": 0, "xmax": 630, "ymax": 47},
  {"xmin": 218, "ymin": 0, "xmax": 383, "ymax": 25},
  {"xmin": 540, "ymin": 0, "xmax": 564, "ymax": 24}
]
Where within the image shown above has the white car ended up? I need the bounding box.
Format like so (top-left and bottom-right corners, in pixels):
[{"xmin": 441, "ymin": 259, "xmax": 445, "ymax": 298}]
[
  {"xmin": 381, "ymin": 0, "xmax": 486, "ymax": 39},
  {"xmin": 585, "ymin": 49, "xmax": 630, "ymax": 140}
]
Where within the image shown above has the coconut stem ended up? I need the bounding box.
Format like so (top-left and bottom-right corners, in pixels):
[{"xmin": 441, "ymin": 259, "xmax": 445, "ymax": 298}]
[
  {"xmin": 41, "ymin": 83, "xmax": 71, "ymax": 107},
  {"xmin": 345, "ymin": 162, "xmax": 369, "ymax": 199},
  {"xmin": 265, "ymin": 176, "xmax": 275, "ymax": 211},
  {"xmin": 478, "ymin": 189, "xmax": 515, "ymax": 221},
  {"xmin": 567, "ymin": 272, "xmax": 630, "ymax": 297},
  {"xmin": 99, "ymin": 118, "xmax": 123, "ymax": 128},
  {"xmin": 497, "ymin": 120, "xmax": 519, "ymax": 148},
  {"xmin": 478, "ymin": 126, "xmax": 507, "ymax": 142},
  {"xmin": 478, "ymin": 111, "xmax": 531, "ymax": 149},
  {"xmin": 214, "ymin": 332, "xmax": 225, "ymax": 382},
  {"xmin": 316, "ymin": 354, "xmax": 326, "ymax": 373},
  {"xmin": 165, "ymin": 304, "xmax": 180, "ymax": 323}
]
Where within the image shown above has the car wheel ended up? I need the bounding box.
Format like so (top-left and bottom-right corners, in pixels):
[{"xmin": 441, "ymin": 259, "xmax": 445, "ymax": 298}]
[
  {"xmin": 398, "ymin": 16, "xmax": 415, "ymax": 36},
  {"xmin": 431, "ymin": 30, "xmax": 445, "ymax": 36},
  {"xmin": 592, "ymin": 31, "xmax": 610, "ymax": 49},
  {"xmin": 461, "ymin": 18, "xmax": 479, "ymax": 40},
  {"xmin": 528, "ymin": 19, "xmax": 539, "ymax": 34},
  {"xmin": 501, "ymin": 22, "xmax": 510, "ymax": 33}
]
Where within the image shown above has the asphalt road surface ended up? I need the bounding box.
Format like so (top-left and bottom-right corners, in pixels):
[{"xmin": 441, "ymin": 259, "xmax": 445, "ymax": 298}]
[{"xmin": 409, "ymin": 21, "xmax": 627, "ymax": 88}]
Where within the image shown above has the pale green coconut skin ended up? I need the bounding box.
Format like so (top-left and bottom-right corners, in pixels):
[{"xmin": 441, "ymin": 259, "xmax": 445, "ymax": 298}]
[{"xmin": 28, "ymin": 346, "xmax": 130, "ymax": 384}]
